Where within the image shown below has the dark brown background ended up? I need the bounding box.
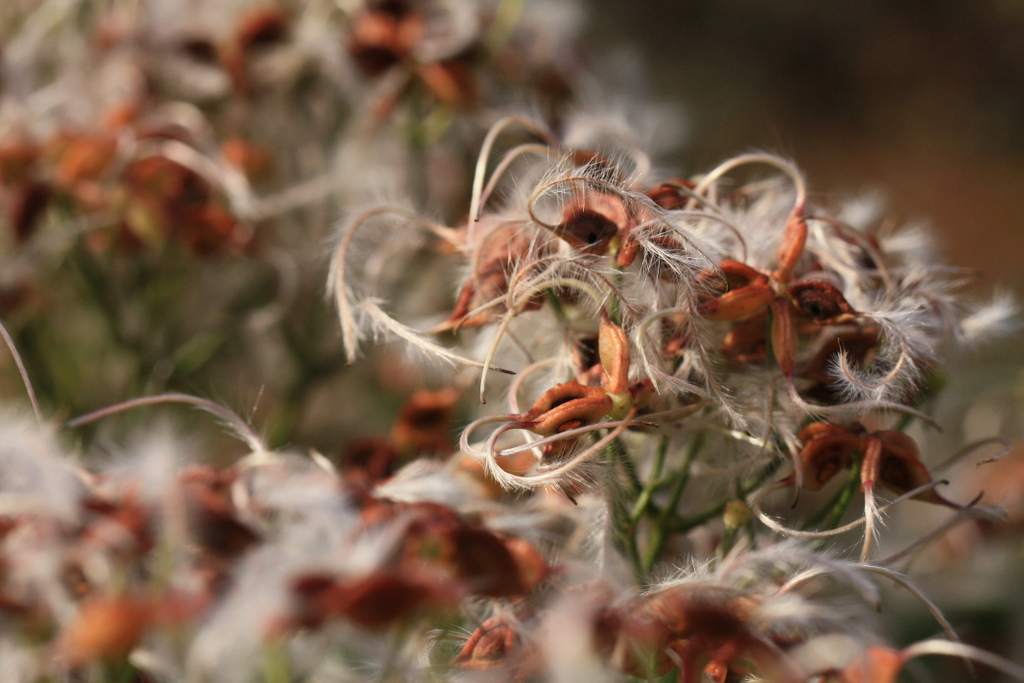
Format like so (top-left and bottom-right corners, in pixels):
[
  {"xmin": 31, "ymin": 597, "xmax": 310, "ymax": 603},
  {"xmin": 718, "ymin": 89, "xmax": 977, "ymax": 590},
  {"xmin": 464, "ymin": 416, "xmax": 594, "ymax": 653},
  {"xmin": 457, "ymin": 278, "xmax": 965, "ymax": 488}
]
[{"xmin": 588, "ymin": 0, "xmax": 1024, "ymax": 306}]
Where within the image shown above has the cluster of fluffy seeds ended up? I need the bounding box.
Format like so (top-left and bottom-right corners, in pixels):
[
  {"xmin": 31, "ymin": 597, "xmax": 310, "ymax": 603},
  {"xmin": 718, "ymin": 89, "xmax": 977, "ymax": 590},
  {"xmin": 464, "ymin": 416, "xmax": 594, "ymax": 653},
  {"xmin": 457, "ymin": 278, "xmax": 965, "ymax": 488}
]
[
  {"xmin": 321, "ymin": 114, "xmax": 1021, "ymax": 679},
  {"xmin": 0, "ymin": 396, "xmax": 1017, "ymax": 683},
  {"xmin": 331, "ymin": 118, "xmax": 1015, "ymax": 494},
  {"xmin": 0, "ymin": 0, "xmax": 1021, "ymax": 682}
]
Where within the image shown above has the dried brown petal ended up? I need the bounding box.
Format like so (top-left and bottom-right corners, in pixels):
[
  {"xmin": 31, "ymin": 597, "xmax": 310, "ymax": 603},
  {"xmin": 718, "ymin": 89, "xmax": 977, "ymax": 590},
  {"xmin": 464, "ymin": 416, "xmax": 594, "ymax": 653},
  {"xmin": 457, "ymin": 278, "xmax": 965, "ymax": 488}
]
[
  {"xmin": 390, "ymin": 388, "xmax": 460, "ymax": 455},
  {"xmin": 0, "ymin": 140, "xmax": 39, "ymax": 186},
  {"xmin": 54, "ymin": 134, "xmax": 118, "ymax": 188},
  {"xmin": 347, "ymin": 7, "xmax": 422, "ymax": 75},
  {"xmin": 183, "ymin": 481, "xmax": 259, "ymax": 558},
  {"xmin": 645, "ymin": 179, "xmax": 695, "ymax": 210},
  {"xmin": 513, "ymin": 381, "xmax": 613, "ymax": 436},
  {"xmin": 553, "ymin": 190, "xmax": 629, "ymax": 255},
  {"xmin": 501, "ymin": 534, "xmax": 549, "ymax": 593},
  {"xmin": 721, "ymin": 313, "xmax": 769, "ymax": 364},
  {"xmin": 342, "ymin": 436, "xmax": 400, "ymax": 484},
  {"xmin": 59, "ymin": 595, "xmax": 153, "ymax": 667},
  {"xmin": 770, "ymin": 297, "xmax": 797, "ymax": 377},
  {"xmin": 418, "ymin": 60, "xmax": 476, "ymax": 108},
  {"xmin": 449, "ymin": 526, "xmax": 524, "ymax": 597},
  {"xmin": 841, "ymin": 646, "xmax": 905, "ymax": 683},
  {"xmin": 9, "ymin": 181, "xmax": 51, "ymax": 242},
  {"xmin": 455, "ymin": 615, "xmax": 521, "ymax": 668},
  {"xmin": 872, "ymin": 431, "xmax": 958, "ymax": 507},
  {"xmin": 793, "ymin": 423, "xmax": 861, "ymax": 490},
  {"xmin": 445, "ymin": 223, "xmax": 542, "ymax": 328},
  {"xmin": 326, "ymin": 573, "xmax": 452, "ymax": 629},
  {"xmin": 236, "ymin": 8, "xmax": 289, "ymax": 53},
  {"xmin": 787, "ymin": 281, "xmax": 857, "ymax": 324},
  {"xmin": 773, "ymin": 208, "xmax": 806, "ymax": 283},
  {"xmin": 599, "ymin": 315, "xmax": 631, "ymax": 395},
  {"xmin": 698, "ymin": 285, "xmax": 775, "ymax": 322}
]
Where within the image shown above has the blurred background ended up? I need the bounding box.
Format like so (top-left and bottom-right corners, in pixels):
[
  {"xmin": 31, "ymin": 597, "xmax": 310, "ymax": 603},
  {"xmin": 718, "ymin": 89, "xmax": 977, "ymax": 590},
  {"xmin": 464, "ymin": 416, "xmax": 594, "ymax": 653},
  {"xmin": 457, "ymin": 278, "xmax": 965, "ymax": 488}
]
[{"xmin": 589, "ymin": 0, "xmax": 1024, "ymax": 301}]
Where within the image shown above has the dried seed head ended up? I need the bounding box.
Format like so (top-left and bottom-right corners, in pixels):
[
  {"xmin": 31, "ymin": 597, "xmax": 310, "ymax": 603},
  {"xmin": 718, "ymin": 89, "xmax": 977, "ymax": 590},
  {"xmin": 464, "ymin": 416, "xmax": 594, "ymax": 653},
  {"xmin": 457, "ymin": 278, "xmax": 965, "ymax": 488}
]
[
  {"xmin": 389, "ymin": 388, "xmax": 460, "ymax": 455},
  {"xmin": 793, "ymin": 422, "xmax": 862, "ymax": 491},
  {"xmin": 513, "ymin": 381, "xmax": 613, "ymax": 436},
  {"xmin": 544, "ymin": 185, "xmax": 632, "ymax": 256}
]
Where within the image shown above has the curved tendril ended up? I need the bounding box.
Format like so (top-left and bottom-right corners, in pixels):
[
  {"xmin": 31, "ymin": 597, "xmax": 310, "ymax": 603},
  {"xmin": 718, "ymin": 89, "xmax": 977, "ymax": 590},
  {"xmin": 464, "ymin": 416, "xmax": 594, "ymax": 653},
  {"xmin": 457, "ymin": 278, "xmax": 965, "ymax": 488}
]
[
  {"xmin": 64, "ymin": 392, "xmax": 265, "ymax": 454},
  {"xmin": 464, "ymin": 218, "xmax": 530, "ymax": 302},
  {"xmin": 451, "ymin": 253, "xmax": 563, "ymax": 332},
  {"xmin": 485, "ymin": 409, "xmax": 639, "ymax": 490},
  {"xmin": 527, "ymin": 172, "xmax": 722, "ymax": 276},
  {"xmin": 0, "ymin": 319, "xmax": 43, "ymax": 426},
  {"xmin": 635, "ymin": 306, "xmax": 686, "ymax": 371},
  {"xmin": 860, "ymin": 483, "xmax": 880, "ymax": 562},
  {"xmin": 648, "ymin": 367, "xmax": 710, "ymax": 400},
  {"xmin": 331, "ymin": 206, "xmax": 460, "ymax": 364},
  {"xmin": 519, "ymin": 276, "xmax": 609, "ymax": 312},
  {"xmin": 784, "ymin": 377, "xmax": 941, "ymax": 429},
  {"xmin": 525, "ymin": 174, "xmax": 633, "ymax": 232},
  {"xmin": 448, "ymin": 251, "xmax": 601, "ymax": 333},
  {"xmin": 567, "ymin": 121, "xmax": 652, "ymax": 184},
  {"xmin": 776, "ymin": 565, "xmax": 882, "ymax": 610},
  {"xmin": 876, "ymin": 493, "xmax": 995, "ymax": 567},
  {"xmin": 663, "ymin": 208, "xmax": 749, "ymax": 264},
  {"xmin": 627, "ymin": 215, "xmax": 719, "ymax": 276},
  {"xmin": 489, "ymin": 415, "xmax": 654, "ymax": 459},
  {"xmin": 808, "ymin": 214, "xmax": 896, "ymax": 304},
  {"xmin": 693, "ymin": 337, "xmax": 745, "ymax": 428},
  {"xmin": 479, "ymin": 309, "xmax": 518, "ymax": 403},
  {"xmin": 752, "ymin": 479, "xmax": 950, "ymax": 540},
  {"xmin": 476, "ymin": 143, "xmax": 554, "ymax": 219},
  {"xmin": 249, "ymin": 172, "xmax": 340, "ymax": 221},
  {"xmin": 933, "ymin": 435, "xmax": 1014, "ymax": 473},
  {"xmin": 360, "ymin": 301, "xmax": 514, "ymax": 375},
  {"xmin": 901, "ymin": 640, "xmax": 1024, "ymax": 680},
  {"xmin": 136, "ymin": 140, "xmax": 252, "ymax": 216},
  {"xmin": 837, "ymin": 336, "xmax": 908, "ymax": 391},
  {"xmin": 689, "ymin": 152, "xmax": 807, "ymax": 215},
  {"xmin": 507, "ymin": 358, "xmax": 560, "ymax": 413},
  {"xmin": 485, "ymin": 420, "xmax": 522, "ymax": 460},
  {"xmin": 460, "ymin": 414, "xmax": 516, "ymax": 460},
  {"xmin": 633, "ymin": 308, "xmax": 720, "ymax": 407},
  {"xmin": 856, "ymin": 565, "xmax": 961, "ymax": 643},
  {"xmin": 469, "ymin": 116, "xmax": 556, "ymax": 239}
]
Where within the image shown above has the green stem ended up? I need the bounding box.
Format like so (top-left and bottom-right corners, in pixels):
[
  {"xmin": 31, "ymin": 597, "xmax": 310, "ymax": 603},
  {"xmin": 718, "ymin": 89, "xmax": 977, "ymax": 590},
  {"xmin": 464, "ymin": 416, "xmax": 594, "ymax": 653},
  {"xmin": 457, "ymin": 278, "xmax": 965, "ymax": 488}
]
[
  {"xmin": 642, "ymin": 434, "xmax": 702, "ymax": 573},
  {"xmin": 667, "ymin": 456, "xmax": 785, "ymax": 533},
  {"xmin": 544, "ymin": 288, "xmax": 570, "ymax": 326},
  {"xmin": 608, "ymin": 267, "xmax": 623, "ymax": 325},
  {"xmin": 603, "ymin": 435, "xmax": 643, "ymax": 579},
  {"xmin": 262, "ymin": 638, "xmax": 291, "ymax": 683},
  {"xmin": 821, "ymin": 456, "xmax": 862, "ymax": 530},
  {"xmin": 716, "ymin": 525, "xmax": 740, "ymax": 564},
  {"xmin": 608, "ymin": 436, "xmax": 643, "ymax": 497},
  {"xmin": 630, "ymin": 436, "xmax": 669, "ymax": 523}
]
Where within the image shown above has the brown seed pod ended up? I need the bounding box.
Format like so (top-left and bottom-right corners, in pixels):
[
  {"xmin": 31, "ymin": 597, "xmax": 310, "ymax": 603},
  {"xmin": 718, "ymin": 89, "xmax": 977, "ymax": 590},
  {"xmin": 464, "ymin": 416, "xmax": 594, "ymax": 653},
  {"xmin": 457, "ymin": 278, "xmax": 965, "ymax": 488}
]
[{"xmin": 787, "ymin": 280, "xmax": 857, "ymax": 324}]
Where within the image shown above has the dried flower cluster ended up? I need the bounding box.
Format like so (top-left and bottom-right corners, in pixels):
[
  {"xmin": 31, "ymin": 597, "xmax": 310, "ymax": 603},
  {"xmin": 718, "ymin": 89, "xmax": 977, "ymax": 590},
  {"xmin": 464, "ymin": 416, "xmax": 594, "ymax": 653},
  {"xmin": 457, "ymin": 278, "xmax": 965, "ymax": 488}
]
[{"xmin": 0, "ymin": 1, "xmax": 1021, "ymax": 682}]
